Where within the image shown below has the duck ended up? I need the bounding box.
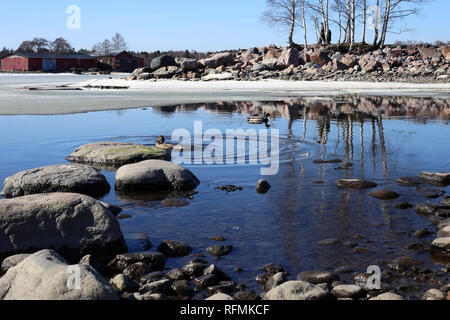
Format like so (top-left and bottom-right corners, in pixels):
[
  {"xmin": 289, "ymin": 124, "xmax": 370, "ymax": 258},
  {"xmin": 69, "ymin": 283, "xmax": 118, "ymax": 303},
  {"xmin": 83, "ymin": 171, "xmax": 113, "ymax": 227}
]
[
  {"xmin": 247, "ymin": 113, "xmax": 271, "ymax": 125},
  {"xmin": 156, "ymin": 136, "xmax": 183, "ymax": 150}
]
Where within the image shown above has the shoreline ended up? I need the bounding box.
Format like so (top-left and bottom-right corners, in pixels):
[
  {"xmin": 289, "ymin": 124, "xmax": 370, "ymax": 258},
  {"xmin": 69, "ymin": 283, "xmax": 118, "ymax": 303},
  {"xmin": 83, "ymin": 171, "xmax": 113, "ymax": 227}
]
[{"xmin": 1, "ymin": 78, "xmax": 450, "ymax": 116}]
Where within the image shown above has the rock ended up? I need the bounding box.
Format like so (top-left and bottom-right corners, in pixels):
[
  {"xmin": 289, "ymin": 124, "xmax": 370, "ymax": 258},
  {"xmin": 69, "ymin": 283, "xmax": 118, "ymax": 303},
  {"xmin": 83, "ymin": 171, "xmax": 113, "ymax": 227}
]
[
  {"xmin": 234, "ymin": 291, "xmax": 261, "ymax": 300},
  {"xmin": 251, "ymin": 63, "xmax": 267, "ymax": 72},
  {"xmin": 179, "ymin": 58, "xmax": 198, "ymax": 71},
  {"xmin": 259, "ymin": 263, "xmax": 286, "ymax": 274},
  {"xmin": 171, "ymin": 280, "xmax": 194, "ymax": 297},
  {"xmin": 154, "ymin": 66, "xmax": 182, "ymax": 79},
  {"xmin": 157, "ymin": 240, "xmax": 192, "ymax": 257},
  {"xmin": 395, "ymin": 201, "xmax": 413, "ymax": 209},
  {"xmin": 140, "ymin": 271, "xmax": 164, "ymax": 284},
  {"xmin": 331, "ymin": 285, "xmax": 364, "ymax": 299},
  {"xmin": 256, "ymin": 273, "xmax": 275, "ymax": 285},
  {"xmin": 334, "ymin": 266, "xmax": 353, "ymax": 274},
  {"xmin": 207, "ymin": 281, "xmax": 236, "ymax": 295},
  {"xmin": 368, "ymin": 190, "xmax": 400, "ymax": 200},
  {"xmin": 203, "ymin": 264, "xmax": 231, "ymax": 281},
  {"xmin": 166, "ymin": 268, "xmax": 186, "ymax": 281},
  {"xmin": 256, "ymin": 179, "xmax": 271, "ymax": 194},
  {"xmin": 419, "ymin": 47, "xmax": 440, "ymax": 59},
  {"xmin": 210, "ymin": 236, "xmax": 226, "ymax": 242},
  {"xmin": 206, "ymin": 293, "xmax": 233, "ymax": 300},
  {"xmin": 193, "ymin": 274, "xmax": 219, "ymax": 288},
  {"xmin": 0, "ymin": 193, "xmax": 127, "ymax": 261},
  {"xmin": 415, "ymin": 202, "xmax": 439, "ymax": 215},
  {"xmin": 115, "ymin": 160, "xmax": 200, "ymax": 192},
  {"xmin": 1, "ymin": 164, "xmax": 110, "ymax": 198},
  {"xmin": 422, "ymin": 289, "xmax": 445, "ymax": 300},
  {"xmin": 110, "ymin": 274, "xmax": 139, "ymax": 292},
  {"xmin": 0, "ymin": 250, "xmax": 118, "ymax": 300},
  {"xmin": 340, "ymin": 55, "xmax": 357, "ymax": 68},
  {"xmin": 1, "ymin": 254, "xmax": 30, "ymax": 274},
  {"xmin": 310, "ymin": 49, "xmax": 331, "ymax": 66},
  {"xmin": 131, "ymin": 67, "xmax": 152, "ymax": 76},
  {"xmin": 66, "ymin": 142, "xmax": 170, "ymax": 168},
  {"xmin": 278, "ymin": 48, "xmax": 300, "ymax": 68},
  {"xmin": 419, "ymin": 172, "xmax": 450, "ymax": 185},
  {"xmin": 417, "ymin": 186, "xmax": 445, "ymax": 199},
  {"xmin": 265, "ymin": 272, "xmax": 287, "ymax": 291},
  {"xmin": 202, "ymin": 72, "xmax": 233, "ymax": 80},
  {"xmin": 100, "ymin": 202, "xmax": 123, "ymax": 215},
  {"xmin": 396, "ymin": 176, "xmax": 422, "ymax": 186},
  {"xmin": 336, "ymin": 179, "xmax": 377, "ymax": 189},
  {"xmin": 414, "ymin": 228, "xmax": 432, "ymax": 239},
  {"xmin": 133, "ymin": 292, "xmax": 168, "ymax": 301},
  {"xmin": 264, "ymin": 281, "xmax": 328, "ymax": 300},
  {"xmin": 431, "ymin": 237, "xmax": 450, "ymax": 253},
  {"xmin": 390, "ymin": 256, "xmax": 424, "ymax": 272},
  {"xmin": 113, "ymin": 252, "xmax": 166, "ymax": 271},
  {"xmin": 200, "ymin": 52, "xmax": 234, "ymax": 68},
  {"xmin": 151, "ymin": 55, "xmax": 176, "ymax": 70},
  {"xmin": 437, "ymin": 226, "xmax": 450, "ymax": 238},
  {"xmin": 123, "ymin": 262, "xmax": 153, "ymax": 280},
  {"xmin": 370, "ymin": 292, "xmax": 404, "ymax": 300},
  {"xmin": 296, "ymin": 270, "xmax": 338, "ymax": 285},
  {"xmin": 318, "ymin": 239, "xmax": 342, "ymax": 245},
  {"xmin": 206, "ymin": 245, "xmax": 233, "ymax": 257},
  {"xmin": 182, "ymin": 263, "xmax": 207, "ymax": 278},
  {"xmin": 136, "ymin": 72, "xmax": 153, "ymax": 80},
  {"xmin": 139, "ymin": 279, "xmax": 172, "ymax": 294}
]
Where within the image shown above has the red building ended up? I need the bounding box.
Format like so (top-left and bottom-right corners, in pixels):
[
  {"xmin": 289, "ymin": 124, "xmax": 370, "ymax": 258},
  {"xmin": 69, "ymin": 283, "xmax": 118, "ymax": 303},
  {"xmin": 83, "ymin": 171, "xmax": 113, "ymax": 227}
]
[
  {"xmin": 1, "ymin": 52, "xmax": 98, "ymax": 72},
  {"xmin": 94, "ymin": 51, "xmax": 144, "ymax": 72}
]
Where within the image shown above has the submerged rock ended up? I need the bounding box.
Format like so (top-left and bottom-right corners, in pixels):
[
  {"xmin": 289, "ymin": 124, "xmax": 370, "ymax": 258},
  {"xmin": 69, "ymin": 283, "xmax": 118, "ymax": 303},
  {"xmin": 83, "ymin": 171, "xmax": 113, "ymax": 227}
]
[
  {"xmin": 336, "ymin": 179, "xmax": 377, "ymax": 189},
  {"xmin": 313, "ymin": 159, "xmax": 342, "ymax": 164},
  {"xmin": 0, "ymin": 250, "xmax": 118, "ymax": 300},
  {"xmin": 206, "ymin": 245, "xmax": 233, "ymax": 257},
  {"xmin": 415, "ymin": 202, "xmax": 440, "ymax": 215},
  {"xmin": 115, "ymin": 160, "xmax": 200, "ymax": 192},
  {"xmin": 264, "ymin": 281, "xmax": 329, "ymax": 300},
  {"xmin": 296, "ymin": 270, "xmax": 338, "ymax": 285},
  {"xmin": 157, "ymin": 240, "xmax": 192, "ymax": 257},
  {"xmin": 1, "ymin": 164, "xmax": 110, "ymax": 198},
  {"xmin": 395, "ymin": 201, "xmax": 414, "ymax": 210},
  {"xmin": 419, "ymin": 172, "xmax": 450, "ymax": 186},
  {"xmin": 66, "ymin": 142, "xmax": 170, "ymax": 168},
  {"xmin": 0, "ymin": 193, "xmax": 127, "ymax": 261},
  {"xmin": 369, "ymin": 190, "xmax": 400, "ymax": 200},
  {"xmin": 256, "ymin": 180, "xmax": 271, "ymax": 194},
  {"xmin": 396, "ymin": 176, "xmax": 422, "ymax": 186}
]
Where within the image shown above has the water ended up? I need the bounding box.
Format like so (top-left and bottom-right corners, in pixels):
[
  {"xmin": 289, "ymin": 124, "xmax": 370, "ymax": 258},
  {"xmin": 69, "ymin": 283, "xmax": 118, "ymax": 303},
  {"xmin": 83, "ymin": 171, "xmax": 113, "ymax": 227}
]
[{"xmin": 0, "ymin": 92, "xmax": 449, "ymax": 296}]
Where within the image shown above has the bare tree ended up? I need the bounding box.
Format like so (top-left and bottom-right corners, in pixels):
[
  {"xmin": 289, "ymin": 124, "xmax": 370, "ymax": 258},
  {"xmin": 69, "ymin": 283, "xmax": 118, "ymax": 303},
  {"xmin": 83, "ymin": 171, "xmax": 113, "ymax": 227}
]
[
  {"xmin": 373, "ymin": 0, "xmax": 381, "ymax": 45},
  {"xmin": 261, "ymin": 0, "xmax": 305, "ymax": 48},
  {"xmin": 17, "ymin": 41, "xmax": 35, "ymax": 53},
  {"xmin": 31, "ymin": 38, "xmax": 50, "ymax": 52},
  {"xmin": 51, "ymin": 38, "xmax": 74, "ymax": 54},
  {"xmin": 361, "ymin": 0, "xmax": 367, "ymax": 43},
  {"xmin": 111, "ymin": 33, "xmax": 128, "ymax": 52}
]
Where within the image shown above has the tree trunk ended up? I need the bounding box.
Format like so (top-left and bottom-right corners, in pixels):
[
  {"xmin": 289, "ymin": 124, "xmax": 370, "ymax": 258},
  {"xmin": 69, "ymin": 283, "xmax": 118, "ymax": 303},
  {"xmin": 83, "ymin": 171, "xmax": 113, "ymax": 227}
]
[
  {"xmin": 379, "ymin": 0, "xmax": 391, "ymax": 48},
  {"xmin": 345, "ymin": 0, "xmax": 351, "ymax": 43},
  {"xmin": 349, "ymin": 0, "xmax": 355, "ymax": 51},
  {"xmin": 373, "ymin": 0, "xmax": 380, "ymax": 46},
  {"xmin": 302, "ymin": 0, "xmax": 308, "ymax": 60},
  {"xmin": 362, "ymin": 0, "xmax": 367, "ymax": 44}
]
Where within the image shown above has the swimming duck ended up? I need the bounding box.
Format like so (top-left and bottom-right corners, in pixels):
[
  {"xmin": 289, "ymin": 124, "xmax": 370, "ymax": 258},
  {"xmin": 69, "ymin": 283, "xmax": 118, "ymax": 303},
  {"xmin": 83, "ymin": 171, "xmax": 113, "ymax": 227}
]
[
  {"xmin": 247, "ymin": 113, "xmax": 271, "ymax": 125},
  {"xmin": 156, "ymin": 136, "xmax": 183, "ymax": 150}
]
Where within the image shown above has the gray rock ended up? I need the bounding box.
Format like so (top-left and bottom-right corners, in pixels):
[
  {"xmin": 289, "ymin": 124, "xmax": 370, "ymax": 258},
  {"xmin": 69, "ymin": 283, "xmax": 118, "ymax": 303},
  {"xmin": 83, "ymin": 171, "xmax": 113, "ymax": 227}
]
[
  {"xmin": 256, "ymin": 180, "xmax": 271, "ymax": 194},
  {"xmin": 0, "ymin": 193, "xmax": 127, "ymax": 261},
  {"xmin": 179, "ymin": 58, "xmax": 198, "ymax": 71},
  {"xmin": 251, "ymin": 63, "xmax": 267, "ymax": 72},
  {"xmin": 206, "ymin": 293, "xmax": 233, "ymax": 300},
  {"xmin": 419, "ymin": 172, "xmax": 450, "ymax": 185},
  {"xmin": 110, "ymin": 274, "xmax": 139, "ymax": 292},
  {"xmin": 297, "ymin": 270, "xmax": 338, "ymax": 284},
  {"xmin": 171, "ymin": 280, "xmax": 194, "ymax": 297},
  {"xmin": 0, "ymin": 250, "xmax": 118, "ymax": 300},
  {"xmin": 157, "ymin": 240, "xmax": 192, "ymax": 257},
  {"xmin": 151, "ymin": 55, "xmax": 176, "ymax": 70},
  {"xmin": 199, "ymin": 52, "xmax": 234, "ymax": 68},
  {"xmin": 415, "ymin": 202, "xmax": 440, "ymax": 215},
  {"xmin": 336, "ymin": 179, "xmax": 377, "ymax": 189},
  {"xmin": 123, "ymin": 262, "xmax": 153, "ymax": 280},
  {"xmin": 136, "ymin": 72, "xmax": 153, "ymax": 80},
  {"xmin": 368, "ymin": 190, "xmax": 400, "ymax": 200},
  {"xmin": 133, "ymin": 292, "xmax": 168, "ymax": 301},
  {"xmin": 193, "ymin": 274, "xmax": 219, "ymax": 288},
  {"xmin": 166, "ymin": 268, "xmax": 187, "ymax": 280},
  {"xmin": 264, "ymin": 281, "xmax": 329, "ymax": 300},
  {"xmin": 369, "ymin": 292, "xmax": 404, "ymax": 300},
  {"xmin": 139, "ymin": 279, "xmax": 172, "ymax": 295},
  {"xmin": 431, "ymin": 237, "xmax": 450, "ymax": 253},
  {"xmin": 203, "ymin": 264, "xmax": 231, "ymax": 281},
  {"xmin": 437, "ymin": 226, "xmax": 450, "ymax": 238},
  {"xmin": 422, "ymin": 289, "xmax": 445, "ymax": 300},
  {"xmin": 331, "ymin": 284, "xmax": 364, "ymax": 299},
  {"xmin": 154, "ymin": 66, "xmax": 182, "ymax": 79},
  {"xmin": 113, "ymin": 252, "xmax": 166, "ymax": 271},
  {"xmin": 1, "ymin": 254, "xmax": 30, "ymax": 274},
  {"xmin": 115, "ymin": 160, "xmax": 200, "ymax": 192},
  {"xmin": 182, "ymin": 263, "xmax": 208, "ymax": 278},
  {"xmin": 131, "ymin": 67, "xmax": 152, "ymax": 76},
  {"xmin": 396, "ymin": 176, "xmax": 422, "ymax": 186},
  {"xmin": 265, "ymin": 272, "xmax": 287, "ymax": 291},
  {"xmin": 206, "ymin": 245, "xmax": 233, "ymax": 257},
  {"xmin": 1, "ymin": 164, "xmax": 110, "ymax": 198},
  {"xmin": 67, "ymin": 142, "xmax": 170, "ymax": 168}
]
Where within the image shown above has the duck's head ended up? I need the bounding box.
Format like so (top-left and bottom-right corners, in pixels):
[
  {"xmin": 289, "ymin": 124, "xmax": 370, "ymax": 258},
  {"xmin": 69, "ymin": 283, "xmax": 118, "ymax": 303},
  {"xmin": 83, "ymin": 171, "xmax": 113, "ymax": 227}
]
[{"xmin": 156, "ymin": 136, "xmax": 166, "ymax": 144}]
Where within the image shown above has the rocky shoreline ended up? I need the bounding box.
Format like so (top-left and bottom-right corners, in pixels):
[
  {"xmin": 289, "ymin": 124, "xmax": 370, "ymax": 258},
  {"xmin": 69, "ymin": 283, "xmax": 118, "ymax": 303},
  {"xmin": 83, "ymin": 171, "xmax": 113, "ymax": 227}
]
[
  {"xmin": 125, "ymin": 44, "xmax": 450, "ymax": 84},
  {"xmin": 0, "ymin": 138, "xmax": 449, "ymax": 300}
]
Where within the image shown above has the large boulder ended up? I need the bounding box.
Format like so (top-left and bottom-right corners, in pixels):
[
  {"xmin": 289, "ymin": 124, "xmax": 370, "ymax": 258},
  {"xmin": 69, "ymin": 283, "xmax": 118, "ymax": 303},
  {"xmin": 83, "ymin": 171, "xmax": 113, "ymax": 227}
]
[
  {"xmin": 264, "ymin": 281, "xmax": 328, "ymax": 300},
  {"xmin": 310, "ymin": 49, "xmax": 331, "ymax": 66},
  {"xmin": 153, "ymin": 66, "xmax": 182, "ymax": 79},
  {"xmin": 0, "ymin": 250, "xmax": 118, "ymax": 300},
  {"xmin": 419, "ymin": 172, "xmax": 450, "ymax": 186},
  {"xmin": 1, "ymin": 164, "xmax": 110, "ymax": 198},
  {"xmin": 179, "ymin": 58, "xmax": 198, "ymax": 71},
  {"xmin": 66, "ymin": 142, "xmax": 170, "ymax": 168},
  {"xmin": 0, "ymin": 193, "xmax": 127, "ymax": 261},
  {"xmin": 277, "ymin": 48, "xmax": 300, "ymax": 68},
  {"xmin": 442, "ymin": 46, "xmax": 450, "ymax": 62},
  {"xmin": 419, "ymin": 47, "xmax": 441, "ymax": 59},
  {"xmin": 151, "ymin": 55, "xmax": 176, "ymax": 70},
  {"xmin": 199, "ymin": 52, "xmax": 234, "ymax": 68},
  {"xmin": 131, "ymin": 67, "xmax": 152, "ymax": 76},
  {"xmin": 115, "ymin": 160, "xmax": 200, "ymax": 192}
]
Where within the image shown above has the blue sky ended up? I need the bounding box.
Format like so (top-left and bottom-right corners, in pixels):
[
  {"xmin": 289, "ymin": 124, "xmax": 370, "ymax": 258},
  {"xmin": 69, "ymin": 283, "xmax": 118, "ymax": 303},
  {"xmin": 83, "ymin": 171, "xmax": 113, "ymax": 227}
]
[{"xmin": 0, "ymin": 0, "xmax": 448, "ymax": 52}]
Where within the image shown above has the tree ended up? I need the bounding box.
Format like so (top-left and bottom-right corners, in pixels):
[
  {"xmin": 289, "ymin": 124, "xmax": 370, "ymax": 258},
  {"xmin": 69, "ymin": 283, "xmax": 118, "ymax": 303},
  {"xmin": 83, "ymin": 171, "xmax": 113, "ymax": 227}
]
[
  {"xmin": 261, "ymin": 0, "xmax": 305, "ymax": 48},
  {"xmin": 361, "ymin": 0, "xmax": 367, "ymax": 43},
  {"xmin": 111, "ymin": 33, "xmax": 127, "ymax": 52},
  {"xmin": 51, "ymin": 38, "xmax": 74, "ymax": 54},
  {"xmin": 30, "ymin": 38, "xmax": 50, "ymax": 52},
  {"xmin": 17, "ymin": 41, "xmax": 35, "ymax": 53}
]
